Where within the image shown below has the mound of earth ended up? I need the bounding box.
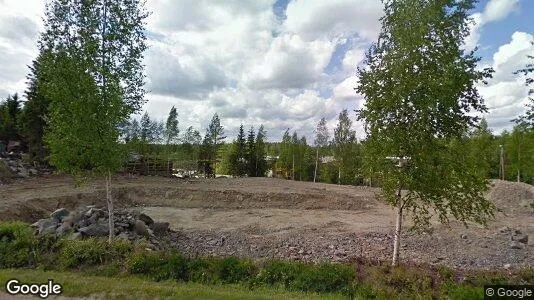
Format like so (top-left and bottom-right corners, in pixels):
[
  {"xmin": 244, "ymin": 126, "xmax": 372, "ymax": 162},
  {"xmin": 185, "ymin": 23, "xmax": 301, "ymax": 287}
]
[{"xmin": 486, "ymin": 180, "xmax": 534, "ymax": 214}]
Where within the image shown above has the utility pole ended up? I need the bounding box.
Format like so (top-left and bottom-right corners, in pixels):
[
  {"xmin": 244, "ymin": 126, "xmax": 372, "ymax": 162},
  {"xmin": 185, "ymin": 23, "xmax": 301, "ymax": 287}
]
[{"xmin": 313, "ymin": 147, "xmax": 318, "ymax": 183}]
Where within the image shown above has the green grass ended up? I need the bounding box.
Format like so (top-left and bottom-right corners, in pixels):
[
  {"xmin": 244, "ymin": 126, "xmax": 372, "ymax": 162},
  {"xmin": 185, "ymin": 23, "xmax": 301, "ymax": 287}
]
[{"xmin": 0, "ymin": 269, "xmax": 345, "ymax": 300}]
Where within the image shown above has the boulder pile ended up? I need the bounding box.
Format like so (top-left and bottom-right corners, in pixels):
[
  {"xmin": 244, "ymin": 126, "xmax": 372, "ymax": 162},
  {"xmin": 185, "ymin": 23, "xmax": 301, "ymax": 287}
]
[
  {"xmin": 31, "ymin": 206, "xmax": 170, "ymax": 249},
  {"xmin": 0, "ymin": 158, "xmax": 43, "ymax": 179}
]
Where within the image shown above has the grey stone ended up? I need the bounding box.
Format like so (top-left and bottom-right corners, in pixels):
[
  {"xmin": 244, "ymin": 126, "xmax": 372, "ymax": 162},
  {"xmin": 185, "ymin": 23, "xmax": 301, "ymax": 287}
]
[
  {"xmin": 86, "ymin": 208, "xmax": 105, "ymax": 219},
  {"xmin": 138, "ymin": 213, "xmax": 154, "ymax": 226},
  {"xmin": 78, "ymin": 222, "xmax": 109, "ymax": 237},
  {"xmin": 51, "ymin": 208, "xmax": 70, "ymax": 222},
  {"xmin": 149, "ymin": 222, "xmax": 169, "ymax": 236},
  {"xmin": 31, "ymin": 218, "xmax": 58, "ymax": 235},
  {"xmin": 117, "ymin": 232, "xmax": 130, "ymax": 241},
  {"xmin": 134, "ymin": 220, "xmax": 149, "ymax": 237},
  {"xmin": 56, "ymin": 223, "xmax": 73, "ymax": 236},
  {"xmin": 512, "ymin": 234, "xmax": 528, "ymax": 244},
  {"xmin": 510, "ymin": 241, "xmax": 524, "ymax": 249},
  {"xmin": 41, "ymin": 225, "xmax": 57, "ymax": 236},
  {"xmin": 498, "ymin": 226, "xmax": 511, "ymax": 234}
]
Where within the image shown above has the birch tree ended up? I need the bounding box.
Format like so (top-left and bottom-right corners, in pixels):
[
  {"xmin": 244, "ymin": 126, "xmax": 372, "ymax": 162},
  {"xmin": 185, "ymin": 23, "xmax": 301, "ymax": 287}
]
[
  {"xmin": 40, "ymin": 0, "xmax": 148, "ymax": 243},
  {"xmin": 356, "ymin": 0, "xmax": 494, "ymax": 266}
]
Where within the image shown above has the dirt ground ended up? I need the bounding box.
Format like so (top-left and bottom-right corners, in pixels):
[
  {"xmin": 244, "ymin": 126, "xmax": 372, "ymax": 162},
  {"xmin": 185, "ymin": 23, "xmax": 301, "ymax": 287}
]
[{"xmin": 1, "ymin": 175, "xmax": 533, "ymax": 269}]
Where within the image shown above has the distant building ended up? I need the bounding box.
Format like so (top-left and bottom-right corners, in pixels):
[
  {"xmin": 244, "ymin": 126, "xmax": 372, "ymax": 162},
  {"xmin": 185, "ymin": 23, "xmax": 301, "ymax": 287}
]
[{"xmin": 321, "ymin": 156, "xmax": 336, "ymax": 164}]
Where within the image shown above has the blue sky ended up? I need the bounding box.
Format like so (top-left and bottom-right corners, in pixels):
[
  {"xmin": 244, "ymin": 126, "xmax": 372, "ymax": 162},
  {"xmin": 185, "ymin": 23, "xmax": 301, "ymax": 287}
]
[{"xmin": 0, "ymin": 0, "xmax": 532, "ymax": 141}]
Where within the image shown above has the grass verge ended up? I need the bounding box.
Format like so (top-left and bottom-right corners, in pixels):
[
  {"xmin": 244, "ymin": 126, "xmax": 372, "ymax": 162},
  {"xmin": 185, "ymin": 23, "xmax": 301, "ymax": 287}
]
[{"xmin": 0, "ymin": 269, "xmax": 344, "ymax": 300}]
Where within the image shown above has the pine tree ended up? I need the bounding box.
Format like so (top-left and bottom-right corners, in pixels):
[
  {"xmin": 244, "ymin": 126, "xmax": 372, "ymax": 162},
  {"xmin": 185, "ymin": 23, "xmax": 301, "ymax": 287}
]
[
  {"xmin": 165, "ymin": 106, "xmax": 179, "ymax": 145},
  {"xmin": 246, "ymin": 126, "xmax": 256, "ymax": 176}
]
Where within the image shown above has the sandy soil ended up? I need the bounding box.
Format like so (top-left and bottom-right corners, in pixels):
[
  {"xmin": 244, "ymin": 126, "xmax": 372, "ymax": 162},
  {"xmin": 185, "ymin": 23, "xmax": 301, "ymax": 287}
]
[{"xmin": 1, "ymin": 175, "xmax": 533, "ymax": 269}]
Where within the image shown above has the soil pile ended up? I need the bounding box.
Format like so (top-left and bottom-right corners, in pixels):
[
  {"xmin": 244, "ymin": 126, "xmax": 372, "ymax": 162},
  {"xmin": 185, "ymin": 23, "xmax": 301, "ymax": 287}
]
[{"xmin": 487, "ymin": 180, "xmax": 534, "ymax": 214}]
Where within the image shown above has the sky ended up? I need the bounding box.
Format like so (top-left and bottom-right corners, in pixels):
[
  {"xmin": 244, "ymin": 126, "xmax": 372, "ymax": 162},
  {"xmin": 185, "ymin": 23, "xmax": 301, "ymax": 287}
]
[{"xmin": 0, "ymin": 0, "xmax": 533, "ymax": 142}]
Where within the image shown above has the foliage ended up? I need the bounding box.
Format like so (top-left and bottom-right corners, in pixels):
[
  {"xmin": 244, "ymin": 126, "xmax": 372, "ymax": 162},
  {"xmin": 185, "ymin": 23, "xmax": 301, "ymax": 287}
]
[
  {"xmin": 165, "ymin": 106, "xmax": 179, "ymax": 145},
  {"xmin": 20, "ymin": 50, "xmax": 53, "ymax": 163},
  {"xmin": 0, "ymin": 221, "xmax": 36, "ymax": 268},
  {"xmin": 199, "ymin": 113, "xmax": 226, "ymax": 176},
  {"xmin": 356, "ymin": 0, "xmax": 495, "ymax": 233},
  {"xmin": 59, "ymin": 238, "xmax": 132, "ymax": 269},
  {"xmin": 228, "ymin": 124, "xmax": 247, "ymax": 177},
  {"xmin": 0, "ymin": 94, "xmax": 22, "ymax": 145},
  {"xmin": 40, "ymin": 0, "xmax": 149, "ymax": 177},
  {"xmin": 513, "ymin": 41, "xmax": 534, "ymax": 125},
  {"xmin": 333, "ymin": 109, "xmax": 361, "ymax": 185}
]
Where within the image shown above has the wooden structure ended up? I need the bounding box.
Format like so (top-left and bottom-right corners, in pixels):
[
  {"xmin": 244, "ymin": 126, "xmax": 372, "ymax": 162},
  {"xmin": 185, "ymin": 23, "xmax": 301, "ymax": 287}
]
[{"xmin": 123, "ymin": 155, "xmax": 172, "ymax": 177}]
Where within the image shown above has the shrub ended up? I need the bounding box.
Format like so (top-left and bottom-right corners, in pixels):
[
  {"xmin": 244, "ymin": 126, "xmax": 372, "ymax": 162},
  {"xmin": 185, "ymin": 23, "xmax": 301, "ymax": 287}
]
[
  {"xmin": 0, "ymin": 221, "xmax": 36, "ymax": 268},
  {"xmin": 440, "ymin": 283, "xmax": 483, "ymax": 300},
  {"xmin": 128, "ymin": 251, "xmax": 188, "ymax": 282},
  {"xmin": 218, "ymin": 256, "xmax": 257, "ymax": 284},
  {"xmin": 258, "ymin": 260, "xmax": 355, "ymax": 293},
  {"xmin": 259, "ymin": 259, "xmax": 303, "ymax": 288},
  {"xmin": 188, "ymin": 257, "xmax": 220, "ymax": 284},
  {"xmin": 59, "ymin": 238, "xmax": 133, "ymax": 269},
  {"xmin": 293, "ymin": 262, "xmax": 355, "ymax": 293}
]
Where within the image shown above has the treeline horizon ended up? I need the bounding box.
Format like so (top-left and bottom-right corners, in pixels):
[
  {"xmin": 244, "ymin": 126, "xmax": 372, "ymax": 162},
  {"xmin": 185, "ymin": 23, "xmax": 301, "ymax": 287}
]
[{"xmin": 1, "ymin": 91, "xmax": 532, "ymax": 184}]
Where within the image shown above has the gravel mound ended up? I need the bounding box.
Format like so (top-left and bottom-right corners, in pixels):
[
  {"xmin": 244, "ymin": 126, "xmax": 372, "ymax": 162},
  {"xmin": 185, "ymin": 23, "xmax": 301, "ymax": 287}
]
[{"xmin": 486, "ymin": 180, "xmax": 534, "ymax": 214}]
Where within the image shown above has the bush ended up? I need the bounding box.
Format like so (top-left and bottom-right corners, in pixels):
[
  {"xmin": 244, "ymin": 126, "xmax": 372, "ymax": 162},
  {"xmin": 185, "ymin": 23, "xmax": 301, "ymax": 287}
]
[
  {"xmin": 259, "ymin": 259, "xmax": 303, "ymax": 288},
  {"xmin": 128, "ymin": 251, "xmax": 188, "ymax": 282},
  {"xmin": 59, "ymin": 238, "xmax": 133, "ymax": 269},
  {"xmin": 293, "ymin": 262, "xmax": 355, "ymax": 293},
  {"xmin": 217, "ymin": 257, "xmax": 257, "ymax": 284},
  {"xmin": 440, "ymin": 283, "xmax": 483, "ymax": 300},
  {"xmin": 258, "ymin": 260, "xmax": 355, "ymax": 293},
  {"xmin": 0, "ymin": 221, "xmax": 36, "ymax": 268},
  {"xmin": 188, "ymin": 257, "xmax": 220, "ymax": 284}
]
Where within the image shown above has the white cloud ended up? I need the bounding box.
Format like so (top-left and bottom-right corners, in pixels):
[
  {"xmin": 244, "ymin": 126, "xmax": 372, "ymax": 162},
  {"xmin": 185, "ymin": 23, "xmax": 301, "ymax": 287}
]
[
  {"xmin": 465, "ymin": 0, "xmax": 519, "ymax": 51},
  {"xmin": 246, "ymin": 34, "xmax": 335, "ymax": 90},
  {"xmin": 480, "ymin": 31, "xmax": 533, "ymax": 133},
  {"xmin": 284, "ymin": 0, "xmax": 383, "ymax": 42}
]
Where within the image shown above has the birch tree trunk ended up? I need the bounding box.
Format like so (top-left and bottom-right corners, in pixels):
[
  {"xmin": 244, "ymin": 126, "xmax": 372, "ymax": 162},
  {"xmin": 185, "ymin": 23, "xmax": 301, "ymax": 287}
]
[
  {"xmin": 392, "ymin": 187, "xmax": 403, "ymax": 267},
  {"xmin": 106, "ymin": 171, "xmax": 114, "ymax": 243}
]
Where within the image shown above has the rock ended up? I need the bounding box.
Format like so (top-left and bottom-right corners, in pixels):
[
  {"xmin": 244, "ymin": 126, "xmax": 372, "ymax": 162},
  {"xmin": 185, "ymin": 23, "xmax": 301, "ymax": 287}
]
[
  {"xmin": 86, "ymin": 208, "xmax": 105, "ymax": 219},
  {"xmin": 498, "ymin": 226, "xmax": 511, "ymax": 234},
  {"xmin": 134, "ymin": 220, "xmax": 150, "ymax": 237},
  {"xmin": 117, "ymin": 232, "xmax": 130, "ymax": 241},
  {"xmin": 509, "ymin": 241, "xmax": 524, "ymax": 249},
  {"xmin": 31, "ymin": 218, "xmax": 57, "ymax": 235},
  {"xmin": 56, "ymin": 223, "xmax": 73, "ymax": 236},
  {"xmin": 460, "ymin": 234, "xmax": 468, "ymax": 239},
  {"xmin": 149, "ymin": 222, "xmax": 170, "ymax": 236},
  {"xmin": 51, "ymin": 208, "xmax": 70, "ymax": 222},
  {"xmin": 504, "ymin": 264, "xmax": 511, "ymax": 269},
  {"xmin": 41, "ymin": 225, "xmax": 57, "ymax": 236},
  {"xmin": 512, "ymin": 234, "xmax": 528, "ymax": 244},
  {"xmin": 18, "ymin": 168, "xmax": 29, "ymax": 178},
  {"xmin": 78, "ymin": 222, "xmax": 109, "ymax": 237},
  {"xmin": 138, "ymin": 213, "xmax": 154, "ymax": 226}
]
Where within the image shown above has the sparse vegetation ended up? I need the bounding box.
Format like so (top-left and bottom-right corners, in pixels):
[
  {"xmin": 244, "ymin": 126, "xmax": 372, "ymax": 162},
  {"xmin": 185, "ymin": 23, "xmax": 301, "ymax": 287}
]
[{"xmin": 1, "ymin": 222, "xmax": 534, "ymax": 298}]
